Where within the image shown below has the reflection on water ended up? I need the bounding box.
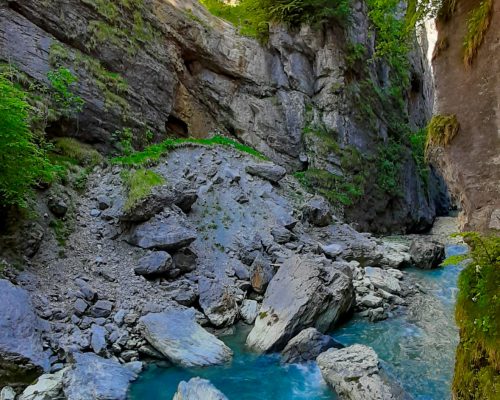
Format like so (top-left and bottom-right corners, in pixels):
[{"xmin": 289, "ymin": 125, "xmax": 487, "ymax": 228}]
[{"xmin": 129, "ymin": 245, "xmax": 467, "ymax": 400}]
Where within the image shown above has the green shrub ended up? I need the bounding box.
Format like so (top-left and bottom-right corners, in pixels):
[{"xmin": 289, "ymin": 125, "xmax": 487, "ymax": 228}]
[
  {"xmin": 122, "ymin": 169, "xmax": 165, "ymax": 211},
  {"xmin": 47, "ymin": 67, "xmax": 84, "ymax": 116},
  {"xmin": 376, "ymin": 140, "xmax": 403, "ymax": 196},
  {"xmin": 451, "ymin": 232, "xmax": 500, "ymax": 399},
  {"xmin": 53, "ymin": 137, "xmax": 103, "ymax": 167},
  {"xmin": 426, "ymin": 114, "xmax": 460, "ymax": 155},
  {"xmin": 463, "ymin": 0, "xmax": 493, "ymax": 67},
  {"xmin": 409, "ymin": 128, "xmax": 429, "ymax": 185},
  {"xmin": 0, "ymin": 75, "xmax": 56, "ymax": 208}
]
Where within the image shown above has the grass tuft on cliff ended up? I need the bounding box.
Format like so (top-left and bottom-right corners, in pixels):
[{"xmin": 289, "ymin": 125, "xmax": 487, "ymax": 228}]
[
  {"xmin": 463, "ymin": 0, "xmax": 493, "ymax": 67},
  {"xmin": 52, "ymin": 138, "xmax": 103, "ymax": 168},
  {"xmin": 122, "ymin": 169, "xmax": 165, "ymax": 212},
  {"xmin": 425, "ymin": 114, "xmax": 460, "ymax": 155},
  {"xmin": 449, "ymin": 232, "xmax": 500, "ymax": 399},
  {"xmin": 112, "ymin": 135, "xmax": 266, "ymax": 167}
]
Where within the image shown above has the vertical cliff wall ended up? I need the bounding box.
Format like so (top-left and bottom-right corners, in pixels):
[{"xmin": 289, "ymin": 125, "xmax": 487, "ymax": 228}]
[{"xmin": 431, "ymin": 0, "xmax": 499, "ymax": 232}]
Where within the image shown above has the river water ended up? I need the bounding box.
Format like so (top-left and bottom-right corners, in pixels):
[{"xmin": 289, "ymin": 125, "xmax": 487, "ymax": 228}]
[{"xmin": 128, "ymin": 245, "xmax": 466, "ymax": 400}]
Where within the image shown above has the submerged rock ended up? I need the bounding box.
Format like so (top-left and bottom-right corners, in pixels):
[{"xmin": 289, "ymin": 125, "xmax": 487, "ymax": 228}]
[
  {"xmin": 173, "ymin": 377, "xmax": 228, "ymax": 400},
  {"xmin": 281, "ymin": 328, "xmax": 341, "ymax": 364},
  {"xmin": 139, "ymin": 308, "xmax": 232, "ymax": 367},
  {"xmin": 246, "ymin": 255, "xmax": 354, "ymax": 352},
  {"xmin": 317, "ymin": 344, "xmax": 409, "ymax": 400},
  {"xmin": 127, "ymin": 214, "xmax": 197, "ymax": 251},
  {"xmin": 63, "ymin": 353, "xmax": 137, "ymax": 400},
  {"xmin": 0, "ymin": 279, "xmax": 49, "ymax": 387}
]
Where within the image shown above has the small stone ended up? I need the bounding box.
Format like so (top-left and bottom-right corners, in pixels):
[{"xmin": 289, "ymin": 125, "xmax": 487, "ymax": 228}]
[
  {"xmin": 90, "ymin": 209, "xmax": 101, "ymax": 217},
  {"xmin": 90, "ymin": 300, "xmax": 113, "ymax": 318},
  {"xmin": 74, "ymin": 298, "xmax": 88, "ymax": 316},
  {"xmin": 320, "ymin": 243, "xmax": 343, "ymax": 259}
]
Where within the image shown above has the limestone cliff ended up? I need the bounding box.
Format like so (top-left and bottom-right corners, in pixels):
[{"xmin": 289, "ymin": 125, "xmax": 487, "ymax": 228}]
[
  {"xmin": 0, "ymin": 0, "xmax": 448, "ymax": 233},
  {"xmin": 431, "ymin": 0, "xmax": 500, "ymax": 232}
]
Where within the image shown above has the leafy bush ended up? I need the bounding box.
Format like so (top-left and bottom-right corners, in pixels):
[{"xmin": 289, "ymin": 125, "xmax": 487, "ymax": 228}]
[
  {"xmin": 451, "ymin": 232, "xmax": 500, "ymax": 399},
  {"xmin": 47, "ymin": 67, "xmax": 84, "ymax": 115},
  {"xmin": 122, "ymin": 169, "xmax": 165, "ymax": 211},
  {"xmin": 410, "ymin": 128, "xmax": 429, "ymax": 185},
  {"xmin": 376, "ymin": 140, "xmax": 403, "ymax": 196},
  {"xmin": 0, "ymin": 75, "xmax": 56, "ymax": 207},
  {"xmin": 463, "ymin": 0, "xmax": 493, "ymax": 67}
]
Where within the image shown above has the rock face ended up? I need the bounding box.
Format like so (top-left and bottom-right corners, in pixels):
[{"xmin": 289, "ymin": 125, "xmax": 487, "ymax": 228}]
[
  {"xmin": 63, "ymin": 353, "xmax": 137, "ymax": 400},
  {"xmin": 409, "ymin": 239, "xmax": 445, "ymax": 269},
  {"xmin": 173, "ymin": 377, "xmax": 228, "ymax": 400},
  {"xmin": 317, "ymin": 345, "xmax": 408, "ymax": 400},
  {"xmin": 0, "ymin": 0, "xmax": 446, "ymax": 233},
  {"xmin": 246, "ymin": 255, "xmax": 354, "ymax": 352},
  {"xmin": 430, "ymin": 1, "xmax": 500, "ymax": 232},
  {"xmin": 139, "ymin": 308, "xmax": 232, "ymax": 367},
  {"xmin": 281, "ymin": 328, "xmax": 341, "ymax": 364},
  {"xmin": 0, "ymin": 279, "xmax": 49, "ymax": 387},
  {"xmin": 127, "ymin": 214, "xmax": 197, "ymax": 251}
]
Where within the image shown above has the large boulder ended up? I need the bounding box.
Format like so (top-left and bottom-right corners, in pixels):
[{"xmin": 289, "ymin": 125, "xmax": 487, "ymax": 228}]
[
  {"xmin": 120, "ymin": 186, "xmax": 198, "ymax": 222},
  {"xmin": 281, "ymin": 328, "xmax": 341, "ymax": 364},
  {"xmin": 63, "ymin": 353, "xmax": 137, "ymax": 400},
  {"xmin": 409, "ymin": 239, "xmax": 445, "ymax": 269},
  {"xmin": 139, "ymin": 308, "xmax": 232, "ymax": 367},
  {"xmin": 173, "ymin": 377, "xmax": 228, "ymax": 400},
  {"xmin": 0, "ymin": 279, "xmax": 49, "ymax": 387},
  {"xmin": 127, "ymin": 214, "xmax": 197, "ymax": 251},
  {"xmin": 364, "ymin": 267, "xmax": 402, "ymax": 294},
  {"xmin": 316, "ymin": 345, "xmax": 409, "ymax": 400},
  {"xmin": 198, "ymin": 277, "xmax": 240, "ymax": 327},
  {"xmin": 245, "ymin": 163, "xmax": 286, "ymax": 183},
  {"xmin": 18, "ymin": 368, "xmax": 66, "ymax": 400},
  {"xmin": 246, "ymin": 255, "xmax": 354, "ymax": 353},
  {"xmin": 303, "ymin": 196, "xmax": 333, "ymax": 227},
  {"xmin": 135, "ymin": 251, "xmax": 173, "ymax": 276}
]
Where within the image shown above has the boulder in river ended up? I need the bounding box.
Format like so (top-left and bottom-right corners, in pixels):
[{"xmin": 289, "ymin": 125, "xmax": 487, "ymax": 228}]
[
  {"xmin": 139, "ymin": 308, "xmax": 232, "ymax": 367},
  {"xmin": 63, "ymin": 352, "xmax": 137, "ymax": 400},
  {"xmin": 316, "ymin": 344, "xmax": 409, "ymax": 400},
  {"xmin": 0, "ymin": 279, "xmax": 49, "ymax": 387},
  {"xmin": 173, "ymin": 377, "xmax": 228, "ymax": 400},
  {"xmin": 127, "ymin": 214, "xmax": 197, "ymax": 251},
  {"xmin": 246, "ymin": 255, "xmax": 354, "ymax": 352},
  {"xmin": 409, "ymin": 239, "xmax": 445, "ymax": 269},
  {"xmin": 281, "ymin": 328, "xmax": 342, "ymax": 364},
  {"xmin": 364, "ymin": 267, "xmax": 402, "ymax": 294}
]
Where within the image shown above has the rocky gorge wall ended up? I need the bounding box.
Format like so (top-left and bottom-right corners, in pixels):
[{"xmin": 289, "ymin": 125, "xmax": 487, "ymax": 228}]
[
  {"xmin": 0, "ymin": 0, "xmax": 449, "ymax": 234},
  {"xmin": 431, "ymin": 0, "xmax": 500, "ymax": 233}
]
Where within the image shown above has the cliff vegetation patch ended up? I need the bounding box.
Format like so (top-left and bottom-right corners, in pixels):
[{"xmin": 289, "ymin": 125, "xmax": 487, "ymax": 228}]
[
  {"xmin": 463, "ymin": 0, "xmax": 493, "ymax": 67},
  {"xmin": 425, "ymin": 114, "xmax": 460, "ymax": 155}
]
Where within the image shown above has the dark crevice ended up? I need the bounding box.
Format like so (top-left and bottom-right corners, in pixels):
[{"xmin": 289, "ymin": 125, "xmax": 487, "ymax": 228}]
[{"xmin": 165, "ymin": 115, "xmax": 189, "ymax": 137}]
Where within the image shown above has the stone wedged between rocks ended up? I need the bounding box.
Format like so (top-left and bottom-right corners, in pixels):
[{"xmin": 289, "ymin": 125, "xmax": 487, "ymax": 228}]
[
  {"xmin": 139, "ymin": 308, "xmax": 233, "ymax": 367},
  {"xmin": 246, "ymin": 254, "xmax": 354, "ymax": 353}
]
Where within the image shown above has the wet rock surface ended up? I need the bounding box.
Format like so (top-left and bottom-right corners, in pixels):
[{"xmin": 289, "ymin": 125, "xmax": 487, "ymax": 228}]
[{"xmin": 173, "ymin": 377, "xmax": 228, "ymax": 400}]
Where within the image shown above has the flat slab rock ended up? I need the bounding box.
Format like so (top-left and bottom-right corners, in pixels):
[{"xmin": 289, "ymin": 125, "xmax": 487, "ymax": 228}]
[
  {"xmin": 0, "ymin": 279, "xmax": 49, "ymax": 386},
  {"xmin": 63, "ymin": 353, "xmax": 137, "ymax": 400},
  {"xmin": 173, "ymin": 377, "xmax": 228, "ymax": 400},
  {"xmin": 139, "ymin": 308, "xmax": 232, "ymax": 367},
  {"xmin": 246, "ymin": 255, "xmax": 354, "ymax": 353},
  {"xmin": 127, "ymin": 213, "xmax": 197, "ymax": 251},
  {"xmin": 316, "ymin": 344, "xmax": 410, "ymax": 400}
]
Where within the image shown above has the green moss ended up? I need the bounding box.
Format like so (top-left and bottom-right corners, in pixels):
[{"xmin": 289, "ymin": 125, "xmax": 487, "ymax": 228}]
[
  {"xmin": 426, "ymin": 114, "xmax": 460, "ymax": 154},
  {"xmin": 437, "ymin": 0, "xmax": 457, "ymax": 21},
  {"xmin": 52, "ymin": 137, "xmax": 103, "ymax": 168},
  {"xmin": 49, "ymin": 218, "xmax": 73, "ymax": 246},
  {"xmin": 122, "ymin": 169, "xmax": 165, "ymax": 211},
  {"xmin": 451, "ymin": 232, "xmax": 500, "ymax": 399},
  {"xmin": 258, "ymin": 311, "xmax": 268, "ymax": 319},
  {"xmin": 463, "ymin": 0, "xmax": 493, "ymax": 67},
  {"xmin": 112, "ymin": 135, "xmax": 267, "ymax": 167}
]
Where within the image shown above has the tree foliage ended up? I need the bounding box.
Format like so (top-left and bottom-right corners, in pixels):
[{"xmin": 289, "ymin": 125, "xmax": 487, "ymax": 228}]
[{"xmin": 0, "ymin": 75, "xmax": 56, "ymax": 207}]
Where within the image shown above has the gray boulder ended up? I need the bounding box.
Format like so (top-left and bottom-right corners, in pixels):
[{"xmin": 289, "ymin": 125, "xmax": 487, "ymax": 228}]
[
  {"xmin": 139, "ymin": 308, "xmax": 232, "ymax": 367},
  {"xmin": 320, "ymin": 243, "xmax": 343, "ymax": 259},
  {"xmin": 90, "ymin": 324, "xmax": 107, "ymax": 354},
  {"xmin": 90, "ymin": 300, "xmax": 113, "ymax": 318},
  {"xmin": 173, "ymin": 377, "xmax": 228, "ymax": 400},
  {"xmin": 0, "ymin": 387, "xmax": 16, "ymax": 400},
  {"xmin": 172, "ymin": 248, "xmax": 198, "ymax": 273},
  {"xmin": 0, "ymin": 279, "xmax": 49, "ymax": 387},
  {"xmin": 303, "ymin": 196, "xmax": 333, "ymax": 227},
  {"xmin": 409, "ymin": 239, "xmax": 445, "ymax": 269},
  {"xmin": 245, "ymin": 163, "xmax": 286, "ymax": 183},
  {"xmin": 18, "ymin": 368, "xmax": 66, "ymax": 400},
  {"xmin": 198, "ymin": 278, "xmax": 240, "ymax": 328},
  {"xmin": 364, "ymin": 267, "xmax": 401, "ymax": 294},
  {"xmin": 246, "ymin": 255, "xmax": 354, "ymax": 352},
  {"xmin": 250, "ymin": 254, "xmax": 274, "ymax": 294},
  {"xmin": 63, "ymin": 353, "xmax": 137, "ymax": 400},
  {"xmin": 135, "ymin": 251, "xmax": 173, "ymax": 276},
  {"xmin": 240, "ymin": 299, "xmax": 259, "ymax": 324},
  {"xmin": 317, "ymin": 344, "xmax": 409, "ymax": 400},
  {"xmin": 127, "ymin": 214, "xmax": 197, "ymax": 251},
  {"xmin": 281, "ymin": 328, "xmax": 341, "ymax": 364}
]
